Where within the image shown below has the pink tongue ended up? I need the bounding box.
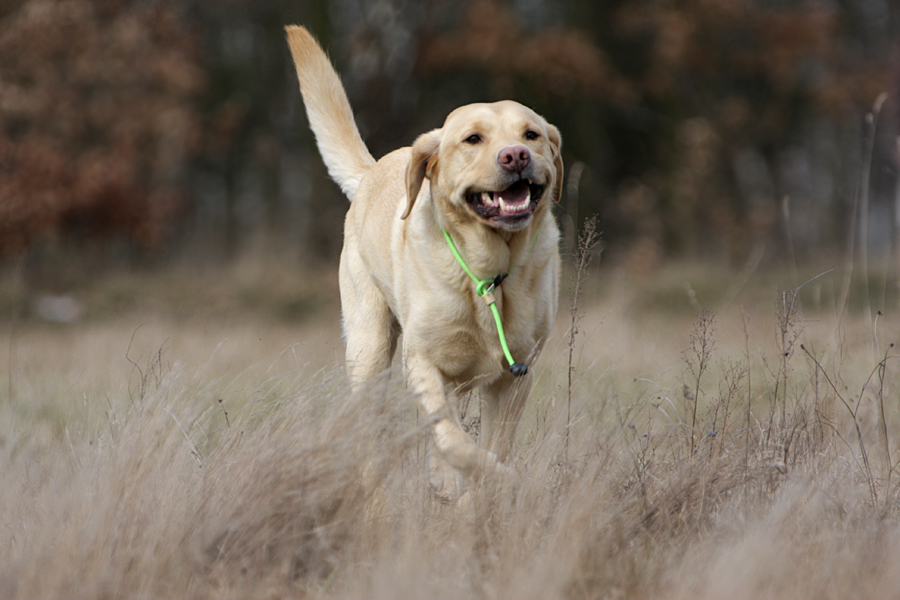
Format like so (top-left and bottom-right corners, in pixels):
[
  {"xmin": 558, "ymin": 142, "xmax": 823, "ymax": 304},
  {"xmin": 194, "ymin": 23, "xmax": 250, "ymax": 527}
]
[{"xmin": 497, "ymin": 181, "xmax": 529, "ymax": 206}]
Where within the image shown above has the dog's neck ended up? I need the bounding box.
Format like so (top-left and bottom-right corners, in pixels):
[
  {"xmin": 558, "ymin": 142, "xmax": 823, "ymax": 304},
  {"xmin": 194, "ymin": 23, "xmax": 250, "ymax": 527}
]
[
  {"xmin": 428, "ymin": 187, "xmax": 549, "ymax": 279},
  {"xmin": 444, "ymin": 220, "xmax": 544, "ymax": 281}
]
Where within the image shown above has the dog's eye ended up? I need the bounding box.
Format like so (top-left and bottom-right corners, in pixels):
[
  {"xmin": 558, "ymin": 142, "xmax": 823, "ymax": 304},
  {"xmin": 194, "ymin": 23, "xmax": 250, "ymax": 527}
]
[
  {"xmin": 524, "ymin": 130, "xmax": 540, "ymax": 141},
  {"xmin": 464, "ymin": 133, "xmax": 482, "ymax": 145}
]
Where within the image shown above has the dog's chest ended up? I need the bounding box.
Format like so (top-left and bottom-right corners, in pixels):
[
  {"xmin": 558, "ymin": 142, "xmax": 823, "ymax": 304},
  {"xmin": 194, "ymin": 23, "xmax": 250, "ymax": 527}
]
[{"xmin": 417, "ymin": 281, "xmax": 547, "ymax": 381}]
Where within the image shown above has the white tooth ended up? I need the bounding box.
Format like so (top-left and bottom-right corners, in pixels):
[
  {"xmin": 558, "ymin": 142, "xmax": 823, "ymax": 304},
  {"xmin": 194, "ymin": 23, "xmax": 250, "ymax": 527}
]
[
  {"xmin": 481, "ymin": 191, "xmax": 493, "ymax": 205},
  {"xmin": 499, "ymin": 197, "xmax": 508, "ymax": 212}
]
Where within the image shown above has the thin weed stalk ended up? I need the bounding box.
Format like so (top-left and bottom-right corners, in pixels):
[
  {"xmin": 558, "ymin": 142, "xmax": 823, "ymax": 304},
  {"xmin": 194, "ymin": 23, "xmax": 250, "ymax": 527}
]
[
  {"xmin": 801, "ymin": 343, "xmax": 877, "ymax": 504},
  {"xmin": 741, "ymin": 307, "xmax": 753, "ymax": 468},
  {"xmin": 773, "ymin": 272, "xmax": 833, "ymax": 425},
  {"xmin": 865, "ymin": 343, "xmax": 897, "ymax": 504},
  {"xmin": 775, "ymin": 289, "xmax": 800, "ymax": 422},
  {"xmin": 566, "ymin": 215, "xmax": 600, "ymax": 463},
  {"xmin": 684, "ymin": 310, "xmax": 716, "ymax": 455}
]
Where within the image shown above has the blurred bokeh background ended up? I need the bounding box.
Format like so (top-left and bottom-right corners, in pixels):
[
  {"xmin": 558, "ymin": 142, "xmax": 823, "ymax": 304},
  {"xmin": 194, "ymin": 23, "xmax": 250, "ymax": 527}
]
[{"xmin": 1, "ymin": 0, "xmax": 898, "ymax": 276}]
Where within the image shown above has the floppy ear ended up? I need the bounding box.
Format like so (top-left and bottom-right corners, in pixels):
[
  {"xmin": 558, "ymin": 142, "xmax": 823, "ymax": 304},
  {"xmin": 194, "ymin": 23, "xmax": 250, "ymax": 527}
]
[
  {"xmin": 403, "ymin": 129, "xmax": 441, "ymax": 220},
  {"xmin": 546, "ymin": 123, "xmax": 564, "ymax": 203}
]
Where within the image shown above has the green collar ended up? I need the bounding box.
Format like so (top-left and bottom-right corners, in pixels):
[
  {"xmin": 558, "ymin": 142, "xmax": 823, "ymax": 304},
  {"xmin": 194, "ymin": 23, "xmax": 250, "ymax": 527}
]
[{"xmin": 442, "ymin": 229, "xmax": 527, "ymax": 377}]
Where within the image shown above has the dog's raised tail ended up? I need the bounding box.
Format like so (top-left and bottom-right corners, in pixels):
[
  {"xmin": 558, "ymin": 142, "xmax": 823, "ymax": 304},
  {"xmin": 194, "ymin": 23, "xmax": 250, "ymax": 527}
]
[{"xmin": 286, "ymin": 26, "xmax": 375, "ymax": 200}]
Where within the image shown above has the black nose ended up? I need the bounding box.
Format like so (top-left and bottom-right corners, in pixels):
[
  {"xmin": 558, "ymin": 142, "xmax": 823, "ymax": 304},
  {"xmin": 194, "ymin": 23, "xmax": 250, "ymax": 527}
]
[{"xmin": 498, "ymin": 145, "xmax": 531, "ymax": 173}]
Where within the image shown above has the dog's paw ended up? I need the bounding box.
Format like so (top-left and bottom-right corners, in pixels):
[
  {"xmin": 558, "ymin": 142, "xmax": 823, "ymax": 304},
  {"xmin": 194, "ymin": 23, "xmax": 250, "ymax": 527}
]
[
  {"xmin": 428, "ymin": 453, "xmax": 466, "ymax": 503},
  {"xmin": 495, "ymin": 458, "xmax": 516, "ymax": 477}
]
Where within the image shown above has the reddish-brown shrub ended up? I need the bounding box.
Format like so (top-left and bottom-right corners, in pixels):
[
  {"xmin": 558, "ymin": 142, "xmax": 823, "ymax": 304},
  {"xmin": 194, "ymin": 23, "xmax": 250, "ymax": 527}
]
[{"xmin": 0, "ymin": 0, "xmax": 203, "ymax": 255}]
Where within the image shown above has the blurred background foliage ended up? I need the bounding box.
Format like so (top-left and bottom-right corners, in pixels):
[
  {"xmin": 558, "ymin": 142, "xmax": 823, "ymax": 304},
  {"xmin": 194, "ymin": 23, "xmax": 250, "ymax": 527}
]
[{"xmin": 0, "ymin": 0, "xmax": 898, "ymax": 273}]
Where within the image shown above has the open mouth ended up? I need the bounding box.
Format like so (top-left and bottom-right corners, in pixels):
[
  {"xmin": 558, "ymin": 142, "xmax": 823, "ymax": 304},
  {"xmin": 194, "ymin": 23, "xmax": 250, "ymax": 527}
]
[{"xmin": 465, "ymin": 179, "xmax": 545, "ymax": 223}]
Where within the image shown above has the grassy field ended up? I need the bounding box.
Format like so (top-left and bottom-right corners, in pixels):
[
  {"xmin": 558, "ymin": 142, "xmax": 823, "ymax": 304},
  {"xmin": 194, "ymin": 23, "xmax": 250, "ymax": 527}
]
[{"xmin": 2, "ymin": 255, "xmax": 900, "ymax": 599}]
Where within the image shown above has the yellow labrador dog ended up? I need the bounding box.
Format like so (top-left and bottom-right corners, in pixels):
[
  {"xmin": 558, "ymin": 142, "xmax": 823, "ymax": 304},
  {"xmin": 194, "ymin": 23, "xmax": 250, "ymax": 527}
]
[{"xmin": 286, "ymin": 26, "xmax": 561, "ymax": 500}]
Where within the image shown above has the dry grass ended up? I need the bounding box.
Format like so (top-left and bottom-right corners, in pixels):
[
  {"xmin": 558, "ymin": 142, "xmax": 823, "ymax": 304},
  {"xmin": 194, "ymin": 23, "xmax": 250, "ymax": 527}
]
[{"xmin": 2, "ymin": 258, "xmax": 900, "ymax": 599}]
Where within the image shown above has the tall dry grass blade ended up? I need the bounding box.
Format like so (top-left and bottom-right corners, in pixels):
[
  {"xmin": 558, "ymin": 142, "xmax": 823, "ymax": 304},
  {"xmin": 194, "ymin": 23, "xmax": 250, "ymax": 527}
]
[
  {"xmin": 860, "ymin": 94, "xmax": 888, "ymax": 353},
  {"xmin": 839, "ymin": 92, "xmax": 888, "ymax": 337}
]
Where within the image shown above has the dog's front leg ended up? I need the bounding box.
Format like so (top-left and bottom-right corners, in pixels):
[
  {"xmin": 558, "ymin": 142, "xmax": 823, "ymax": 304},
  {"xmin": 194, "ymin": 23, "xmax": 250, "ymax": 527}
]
[{"xmin": 405, "ymin": 353, "xmax": 499, "ymax": 489}]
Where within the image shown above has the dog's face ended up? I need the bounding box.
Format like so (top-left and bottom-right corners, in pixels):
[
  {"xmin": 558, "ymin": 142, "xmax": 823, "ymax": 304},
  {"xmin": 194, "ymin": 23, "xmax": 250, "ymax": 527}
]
[{"xmin": 404, "ymin": 101, "xmax": 562, "ymax": 232}]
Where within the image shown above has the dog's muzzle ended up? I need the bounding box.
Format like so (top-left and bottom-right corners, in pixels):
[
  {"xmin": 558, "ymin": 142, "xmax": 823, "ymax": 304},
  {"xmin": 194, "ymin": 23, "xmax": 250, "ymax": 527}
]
[{"xmin": 466, "ymin": 179, "xmax": 545, "ymax": 223}]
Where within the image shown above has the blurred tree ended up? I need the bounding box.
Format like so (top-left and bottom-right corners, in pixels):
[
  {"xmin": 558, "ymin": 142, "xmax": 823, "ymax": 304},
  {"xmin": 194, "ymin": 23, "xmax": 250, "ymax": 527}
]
[
  {"xmin": 0, "ymin": 0, "xmax": 203, "ymax": 256},
  {"xmin": 0, "ymin": 0, "xmax": 897, "ymax": 270},
  {"xmin": 416, "ymin": 0, "xmax": 898, "ymax": 268}
]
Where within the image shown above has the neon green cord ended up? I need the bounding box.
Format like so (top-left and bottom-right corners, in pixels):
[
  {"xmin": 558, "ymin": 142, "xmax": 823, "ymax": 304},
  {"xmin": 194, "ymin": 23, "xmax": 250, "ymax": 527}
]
[
  {"xmin": 490, "ymin": 302, "xmax": 515, "ymax": 367},
  {"xmin": 442, "ymin": 229, "xmax": 520, "ymax": 372}
]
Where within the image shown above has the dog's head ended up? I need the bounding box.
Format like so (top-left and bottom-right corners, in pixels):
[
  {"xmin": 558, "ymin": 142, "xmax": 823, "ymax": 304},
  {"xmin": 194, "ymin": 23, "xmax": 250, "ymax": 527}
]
[{"xmin": 403, "ymin": 101, "xmax": 562, "ymax": 232}]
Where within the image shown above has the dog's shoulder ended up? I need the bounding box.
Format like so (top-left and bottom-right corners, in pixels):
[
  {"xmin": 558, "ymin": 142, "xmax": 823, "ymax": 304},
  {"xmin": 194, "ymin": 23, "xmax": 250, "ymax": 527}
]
[
  {"xmin": 347, "ymin": 147, "xmax": 415, "ymax": 231},
  {"xmin": 353, "ymin": 147, "xmax": 411, "ymax": 204}
]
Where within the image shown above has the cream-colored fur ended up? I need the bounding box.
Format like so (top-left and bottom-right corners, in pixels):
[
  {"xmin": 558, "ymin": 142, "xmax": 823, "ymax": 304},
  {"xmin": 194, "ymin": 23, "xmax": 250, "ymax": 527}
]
[{"xmin": 286, "ymin": 25, "xmax": 561, "ymax": 499}]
